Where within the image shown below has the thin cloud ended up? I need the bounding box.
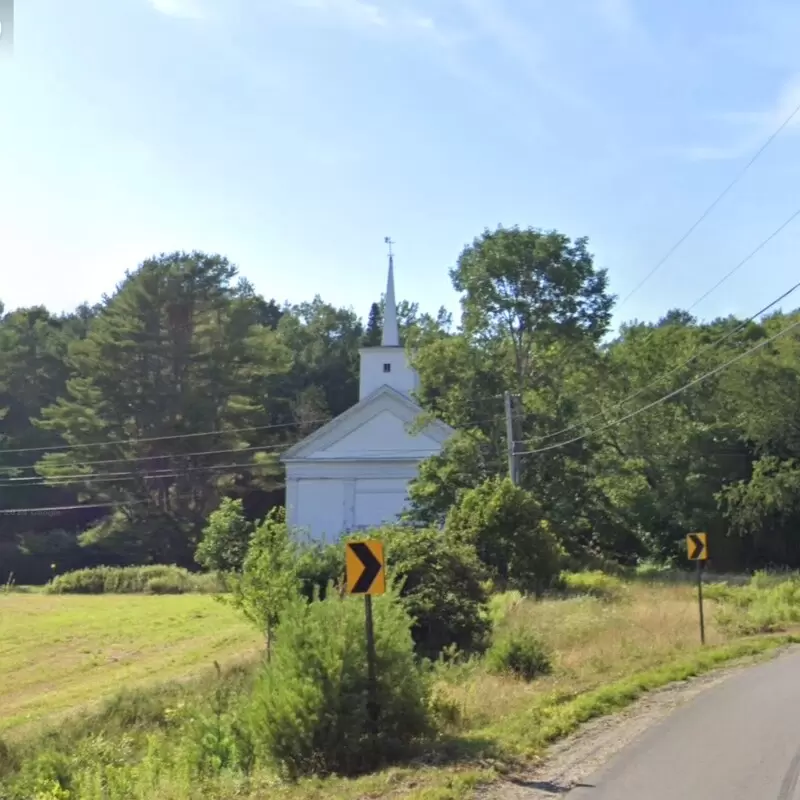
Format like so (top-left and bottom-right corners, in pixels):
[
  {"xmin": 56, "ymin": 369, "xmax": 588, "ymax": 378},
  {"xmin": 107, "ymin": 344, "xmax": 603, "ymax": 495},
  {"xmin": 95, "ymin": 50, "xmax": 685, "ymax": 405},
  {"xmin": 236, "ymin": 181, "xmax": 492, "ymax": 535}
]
[
  {"xmin": 596, "ymin": 0, "xmax": 637, "ymax": 36},
  {"xmin": 685, "ymin": 74, "xmax": 800, "ymax": 161},
  {"xmin": 148, "ymin": 0, "xmax": 209, "ymax": 20},
  {"xmin": 284, "ymin": 0, "xmax": 472, "ymax": 56},
  {"xmin": 460, "ymin": 0, "xmax": 594, "ymax": 112},
  {"xmin": 291, "ymin": 0, "xmax": 387, "ymax": 28}
]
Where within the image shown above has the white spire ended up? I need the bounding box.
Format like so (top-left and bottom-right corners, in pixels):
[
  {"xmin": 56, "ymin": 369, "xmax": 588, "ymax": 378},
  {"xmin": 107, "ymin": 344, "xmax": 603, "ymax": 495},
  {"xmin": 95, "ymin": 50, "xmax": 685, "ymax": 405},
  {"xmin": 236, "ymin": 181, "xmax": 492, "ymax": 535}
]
[
  {"xmin": 382, "ymin": 241, "xmax": 400, "ymax": 347},
  {"xmin": 358, "ymin": 238, "xmax": 418, "ymax": 399}
]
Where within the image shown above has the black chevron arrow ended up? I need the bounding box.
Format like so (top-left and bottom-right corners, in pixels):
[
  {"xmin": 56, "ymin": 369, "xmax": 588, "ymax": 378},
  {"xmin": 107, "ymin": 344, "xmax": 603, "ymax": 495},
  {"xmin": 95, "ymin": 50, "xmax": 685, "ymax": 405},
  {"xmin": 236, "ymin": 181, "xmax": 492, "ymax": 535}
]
[
  {"xmin": 350, "ymin": 542, "xmax": 382, "ymax": 593},
  {"xmin": 688, "ymin": 534, "xmax": 705, "ymax": 560}
]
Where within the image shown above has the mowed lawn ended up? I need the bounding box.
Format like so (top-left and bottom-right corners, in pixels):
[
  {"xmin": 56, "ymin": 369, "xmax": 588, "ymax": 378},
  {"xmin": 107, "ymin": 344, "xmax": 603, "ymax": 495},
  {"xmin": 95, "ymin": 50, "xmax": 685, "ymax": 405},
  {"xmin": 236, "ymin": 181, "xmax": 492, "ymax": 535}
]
[{"xmin": 0, "ymin": 593, "xmax": 263, "ymax": 735}]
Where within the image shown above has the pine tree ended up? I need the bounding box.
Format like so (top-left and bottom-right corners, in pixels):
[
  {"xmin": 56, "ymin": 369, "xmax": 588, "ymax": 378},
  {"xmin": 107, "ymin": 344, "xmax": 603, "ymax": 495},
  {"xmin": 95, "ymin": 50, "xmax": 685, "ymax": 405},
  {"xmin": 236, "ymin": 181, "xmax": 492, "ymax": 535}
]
[
  {"xmin": 34, "ymin": 252, "xmax": 292, "ymax": 564},
  {"xmin": 363, "ymin": 302, "xmax": 382, "ymax": 346}
]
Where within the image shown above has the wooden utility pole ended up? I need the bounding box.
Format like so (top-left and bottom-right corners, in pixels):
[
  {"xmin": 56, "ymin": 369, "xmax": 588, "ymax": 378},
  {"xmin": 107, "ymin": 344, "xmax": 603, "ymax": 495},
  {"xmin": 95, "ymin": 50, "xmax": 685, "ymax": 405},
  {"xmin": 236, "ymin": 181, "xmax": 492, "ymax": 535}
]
[{"xmin": 504, "ymin": 391, "xmax": 521, "ymax": 485}]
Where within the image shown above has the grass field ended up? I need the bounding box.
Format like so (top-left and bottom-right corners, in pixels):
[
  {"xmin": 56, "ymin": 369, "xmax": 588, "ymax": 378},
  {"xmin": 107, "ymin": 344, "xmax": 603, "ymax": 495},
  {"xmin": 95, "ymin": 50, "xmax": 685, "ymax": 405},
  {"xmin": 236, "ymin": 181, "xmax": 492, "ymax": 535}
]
[
  {"xmin": 0, "ymin": 593, "xmax": 262, "ymax": 735},
  {"xmin": 1, "ymin": 573, "xmax": 799, "ymax": 799}
]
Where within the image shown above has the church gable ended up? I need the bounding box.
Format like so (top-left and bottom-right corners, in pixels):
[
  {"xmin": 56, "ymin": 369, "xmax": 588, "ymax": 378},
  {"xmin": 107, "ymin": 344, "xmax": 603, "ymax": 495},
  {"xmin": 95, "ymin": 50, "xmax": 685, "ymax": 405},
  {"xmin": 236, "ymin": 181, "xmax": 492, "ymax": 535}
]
[
  {"xmin": 282, "ymin": 386, "xmax": 452, "ymax": 462},
  {"xmin": 315, "ymin": 409, "xmax": 441, "ymax": 459}
]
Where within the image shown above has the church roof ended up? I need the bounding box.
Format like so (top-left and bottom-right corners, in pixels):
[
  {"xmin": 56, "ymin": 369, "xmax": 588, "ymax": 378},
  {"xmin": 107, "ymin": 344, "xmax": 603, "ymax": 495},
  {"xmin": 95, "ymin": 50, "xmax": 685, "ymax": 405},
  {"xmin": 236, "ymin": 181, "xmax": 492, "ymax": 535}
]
[
  {"xmin": 282, "ymin": 242, "xmax": 455, "ymax": 464},
  {"xmin": 280, "ymin": 384, "xmax": 454, "ymax": 462}
]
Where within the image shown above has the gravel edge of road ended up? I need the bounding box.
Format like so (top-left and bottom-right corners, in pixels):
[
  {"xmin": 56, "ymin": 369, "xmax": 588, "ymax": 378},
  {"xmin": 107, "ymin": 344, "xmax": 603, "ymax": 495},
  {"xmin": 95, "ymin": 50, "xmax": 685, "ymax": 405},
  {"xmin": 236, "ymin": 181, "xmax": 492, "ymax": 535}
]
[{"xmin": 475, "ymin": 644, "xmax": 800, "ymax": 799}]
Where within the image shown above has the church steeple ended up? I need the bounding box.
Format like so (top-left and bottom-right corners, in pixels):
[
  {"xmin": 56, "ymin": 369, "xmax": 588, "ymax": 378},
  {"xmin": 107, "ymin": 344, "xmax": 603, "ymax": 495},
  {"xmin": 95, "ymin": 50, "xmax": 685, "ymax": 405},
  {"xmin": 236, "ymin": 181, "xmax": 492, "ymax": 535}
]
[
  {"xmin": 358, "ymin": 238, "xmax": 419, "ymax": 400},
  {"xmin": 382, "ymin": 238, "xmax": 400, "ymax": 347}
]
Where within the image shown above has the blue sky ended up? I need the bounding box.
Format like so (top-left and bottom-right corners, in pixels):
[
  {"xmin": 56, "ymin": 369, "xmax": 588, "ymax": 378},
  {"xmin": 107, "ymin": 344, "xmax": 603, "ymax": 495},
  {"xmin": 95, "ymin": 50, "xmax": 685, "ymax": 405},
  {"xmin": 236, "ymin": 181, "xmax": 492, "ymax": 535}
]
[{"xmin": 2, "ymin": 0, "xmax": 800, "ymax": 331}]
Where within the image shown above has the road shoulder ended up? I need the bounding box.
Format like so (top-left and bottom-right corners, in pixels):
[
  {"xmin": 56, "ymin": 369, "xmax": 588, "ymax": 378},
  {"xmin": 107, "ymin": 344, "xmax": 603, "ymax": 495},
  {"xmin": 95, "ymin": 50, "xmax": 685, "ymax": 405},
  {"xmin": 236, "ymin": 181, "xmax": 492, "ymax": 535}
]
[{"xmin": 477, "ymin": 645, "xmax": 799, "ymax": 799}]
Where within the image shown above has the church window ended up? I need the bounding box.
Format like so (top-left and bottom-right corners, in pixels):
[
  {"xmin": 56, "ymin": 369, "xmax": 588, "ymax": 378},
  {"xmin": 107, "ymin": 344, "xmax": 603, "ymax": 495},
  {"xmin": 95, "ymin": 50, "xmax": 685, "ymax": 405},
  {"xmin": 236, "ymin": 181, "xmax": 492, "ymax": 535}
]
[{"xmin": 383, "ymin": 363, "xmax": 391, "ymax": 373}]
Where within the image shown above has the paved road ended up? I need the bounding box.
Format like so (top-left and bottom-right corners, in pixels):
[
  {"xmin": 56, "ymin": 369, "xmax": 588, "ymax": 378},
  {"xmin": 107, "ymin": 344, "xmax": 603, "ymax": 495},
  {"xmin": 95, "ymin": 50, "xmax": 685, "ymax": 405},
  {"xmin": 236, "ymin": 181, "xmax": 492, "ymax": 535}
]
[{"xmin": 568, "ymin": 648, "xmax": 800, "ymax": 799}]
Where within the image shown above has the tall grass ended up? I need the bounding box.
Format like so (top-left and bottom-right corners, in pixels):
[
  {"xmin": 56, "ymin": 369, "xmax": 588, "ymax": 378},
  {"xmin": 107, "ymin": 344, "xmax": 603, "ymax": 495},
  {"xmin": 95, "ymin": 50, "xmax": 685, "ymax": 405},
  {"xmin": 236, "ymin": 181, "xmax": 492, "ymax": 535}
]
[
  {"xmin": 45, "ymin": 566, "xmax": 221, "ymax": 595},
  {"xmin": 704, "ymin": 570, "xmax": 800, "ymax": 634},
  {"xmin": 4, "ymin": 571, "xmax": 800, "ymax": 800}
]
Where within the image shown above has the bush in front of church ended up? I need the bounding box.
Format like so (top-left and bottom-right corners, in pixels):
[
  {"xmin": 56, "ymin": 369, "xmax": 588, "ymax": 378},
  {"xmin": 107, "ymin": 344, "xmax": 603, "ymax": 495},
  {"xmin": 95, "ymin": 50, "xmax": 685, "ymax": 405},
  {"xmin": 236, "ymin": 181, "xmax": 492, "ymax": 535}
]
[
  {"xmin": 195, "ymin": 497, "xmax": 254, "ymax": 575},
  {"xmin": 247, "ymin": 587, "xmax": 433, "ymax": 778},
  {"xmin": 295, "ymin": 540, "xmax": 345, "ymax": 601},
  {"xmin": 444, "ymin": 476, "xmax": 566, "ymax": 597},
  {"xmin": 374, "ymin": 525, "xmax": 491, "ymax": 662}
]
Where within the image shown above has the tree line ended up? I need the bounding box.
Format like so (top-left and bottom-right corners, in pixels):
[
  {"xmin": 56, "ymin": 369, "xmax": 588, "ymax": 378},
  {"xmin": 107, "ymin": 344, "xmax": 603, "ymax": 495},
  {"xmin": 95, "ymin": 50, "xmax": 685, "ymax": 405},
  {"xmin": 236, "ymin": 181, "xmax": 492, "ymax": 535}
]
[{"xmin": 2, "ymin": 227, "xmax": 799, "ymax": 583}]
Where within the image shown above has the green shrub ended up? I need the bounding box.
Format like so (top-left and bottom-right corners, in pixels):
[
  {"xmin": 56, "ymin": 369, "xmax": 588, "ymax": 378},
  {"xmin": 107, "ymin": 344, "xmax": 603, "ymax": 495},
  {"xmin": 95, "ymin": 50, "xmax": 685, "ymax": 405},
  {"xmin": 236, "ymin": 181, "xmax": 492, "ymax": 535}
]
[
  {"xmin": 488, "ymin": 591, "xmax": 524, "ymax": 627},
  {"xmin": 710, "ymin": 572, "xmax": 800, "ymax": 635},
  {"xmin": 444, "ymin": 476, "xmax": 565, "ymax": 596},
  {"xmin": 295, "ymin": 541, "xmax": 344, "ymax": 602},
  {"xmin": 144, "ymin": 577, "xmax": 184, "ymax": 594},
  {"xmin": 44, "ymin": 565, "xmax": 218, "ymax": 595},
  {"xmin": 486, "ymin": 628, "xmax": 553, "ymax": 681},
  {"xmin": 561, "ymin": 571, "xmax": 627, "ymax": 601},
  {"xmin": 184, "ymin": 664, "xmax": 255, "ymax": 778},
  {"xmin": 248, "ymin": 589, "xmax": 433, "ymax": 778},
  {"xmin": 371, "ymin": 526, "xmax": 490, "ymax": 661},
  {"xmin": 0, "ymin": 737, "xmax": 17, "ymax": 780},
  {"xmin": 634, "ymin": 560, "xmax": 675, "ymax": 580},
  {"xmin": 229, "ymin": 507, "xmax": 299, "ymax": 658},
  {"xmin": 4, "ymin": 750, "xmax": 74, "ymax": 800},
  {"xmin": 195, "ymin": 498, "xmax": 254, "ymax": 574}
]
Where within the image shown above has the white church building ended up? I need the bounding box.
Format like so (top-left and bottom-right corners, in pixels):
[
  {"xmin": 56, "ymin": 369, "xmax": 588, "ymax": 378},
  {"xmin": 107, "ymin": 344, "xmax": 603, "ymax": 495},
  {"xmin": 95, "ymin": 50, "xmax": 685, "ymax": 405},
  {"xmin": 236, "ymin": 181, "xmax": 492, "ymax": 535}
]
[{"xmin": 281, "ymin": 251, "xmax": 455, "ymax": 540}]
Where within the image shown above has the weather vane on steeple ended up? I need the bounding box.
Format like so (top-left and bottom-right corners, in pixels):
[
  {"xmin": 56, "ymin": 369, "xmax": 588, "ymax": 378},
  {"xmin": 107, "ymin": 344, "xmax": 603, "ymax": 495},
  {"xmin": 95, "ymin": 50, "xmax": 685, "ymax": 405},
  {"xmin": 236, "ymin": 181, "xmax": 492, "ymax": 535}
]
[{"xmin": 384, "ymin": 236, "xmax": 394, "ymax": 258}]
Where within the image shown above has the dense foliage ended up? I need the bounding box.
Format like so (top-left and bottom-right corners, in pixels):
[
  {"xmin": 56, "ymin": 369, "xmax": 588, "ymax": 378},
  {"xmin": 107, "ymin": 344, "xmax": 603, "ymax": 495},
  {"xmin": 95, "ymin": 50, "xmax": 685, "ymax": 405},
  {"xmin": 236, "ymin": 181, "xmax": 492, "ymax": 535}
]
[
  {"xmin": 3, "ymin": 227, "xmax": 800, "ymax": 580},
  {"xmin": 249, "ymin": 591, "xmax": 432, "ymax": 777},
  {"xmin": 378, "ymin": 525, "xmax": 491, "ymax": 660},
  {"xmin": 444, "ymin": 477, "xmax": 565, "ymax": 595},
  {"xmin": 44, "ymin": 564, "xmax": 218, "ymax": 595}
]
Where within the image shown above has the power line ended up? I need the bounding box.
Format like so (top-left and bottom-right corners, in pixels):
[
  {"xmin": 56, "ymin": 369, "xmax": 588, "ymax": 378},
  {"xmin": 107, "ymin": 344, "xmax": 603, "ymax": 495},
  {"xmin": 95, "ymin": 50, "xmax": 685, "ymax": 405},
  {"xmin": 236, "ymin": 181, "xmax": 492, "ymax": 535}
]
[
  {"xmin": 0, "ymin": 443, "xmax": 288, "ymax": 475},
  {"xmin": 0, "ymin": 407, "xmax": 503, "ymax": 472},
  {"xmin": 0, "ymin": 499, "xmax": 152, "ymax": 515},
  {"xmin": 616, "ymin": 98, "xmax": 800, "ymax": 310},
  {"xmin": 0, "ymin": 446, "xmax": 465, "ymax": 489},
  {"xmin": 0, "ymin": 494, "xmax": 200, "ymax": 516},
  {"xmin": 685, "ymin": 208, "xmax": 800, "ymax": 314},
  {"xmin": 0, "ymin": 393, "xmax": 504, "ymax": 460},
  {"xmin": 0, "ymin": 460, "xmax": 281, "ymax": 488},
  {"xmin": 595, "ymin": 204, "xmax": 800, "ymax": 366},
  {"xmin": 528, "ymin": 278, "xmax": 800, "ymax": 445},
  {"xmin": 517, "ymin": 314, "xmax": 800, "ymax": 456},
  {"xmin": 0, "ymin": 418, "xmax": 328, "ymax": 456}
]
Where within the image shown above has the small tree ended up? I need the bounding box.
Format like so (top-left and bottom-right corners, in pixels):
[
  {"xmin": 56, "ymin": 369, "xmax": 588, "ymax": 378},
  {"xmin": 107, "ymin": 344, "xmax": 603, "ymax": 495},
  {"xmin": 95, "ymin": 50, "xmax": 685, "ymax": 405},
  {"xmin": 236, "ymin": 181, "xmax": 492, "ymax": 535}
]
[
  {"xmin": 248, "ymin": 589, "xmax": 432, "ymax": 777},
  {"xmin": 230, "ymin": 507, "xmax": 299, "ymax": 661},
  {"xmin": 445, "ymin": 476, "xmax": 565, "ymax": 596},
  {"xmin": 195, "ymin": 498, "xmax": 254, "ymax": 575},
  {"xmin": 404, "ymin": 431, "xmax": 494, "ymax": 527}
]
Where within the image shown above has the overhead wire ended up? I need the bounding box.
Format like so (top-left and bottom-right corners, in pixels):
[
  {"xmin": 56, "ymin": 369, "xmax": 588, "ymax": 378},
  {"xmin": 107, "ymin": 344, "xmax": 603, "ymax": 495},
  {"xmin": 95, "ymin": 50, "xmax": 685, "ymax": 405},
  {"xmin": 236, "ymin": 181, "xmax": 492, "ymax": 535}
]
[
  {"xmin": 0, "ymin": 460, "xmax": 284, "ymax": 487},
  {"xmin": 616, "ymin": 98, "xmax": 800, "ymax": 310},
  {"xmin": 516, "ymin": 314, "xmax": 800, "ymax": 456},
  {"xmin": 0, "ymin": 392, "xmax": 507, "ymax": 464},
  {"xmin": 0, "ymin": 443, "xmax": 288, "ymax": 475},
  {"xmin": 0, "ymin": 446, "xmax": 481, "ymax": 489},
  {"xmin": 0, "ymin": 418, "xmax": 329, "ymax": 456},
  {"xmin": 0, "ymin": 496, "xmax": 197, "ymax": 516},
  {"xmin": 527, "ymin": 277, "xmax": 800, "ymax": 445},
  {"xmin": 684, "ymin": 207, "xmax": 800, "ymax": 315}
]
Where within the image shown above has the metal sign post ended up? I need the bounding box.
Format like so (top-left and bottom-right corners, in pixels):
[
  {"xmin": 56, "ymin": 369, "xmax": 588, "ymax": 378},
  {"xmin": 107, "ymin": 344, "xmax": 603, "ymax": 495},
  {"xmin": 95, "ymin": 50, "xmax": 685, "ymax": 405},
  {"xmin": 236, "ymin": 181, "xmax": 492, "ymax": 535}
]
[
  {"xmin": 687, "ymin": 533, "xmax": 708, "ymax": 645},
  {"xmin": 345, "ymin": 540, "xmax": 386, "ymax": 735}
]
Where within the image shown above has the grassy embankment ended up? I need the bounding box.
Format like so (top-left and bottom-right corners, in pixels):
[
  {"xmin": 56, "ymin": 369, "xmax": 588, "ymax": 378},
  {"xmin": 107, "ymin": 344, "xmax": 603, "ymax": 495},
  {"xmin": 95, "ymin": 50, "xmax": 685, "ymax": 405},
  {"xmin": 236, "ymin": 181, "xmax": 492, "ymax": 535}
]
[
  {"xmin": 2, "ymin": 570, "xmax": 800, "ymax": 799},
  {"xmin": 0, "ymin": 592, "xmax": 261, "ymax": 735}
]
